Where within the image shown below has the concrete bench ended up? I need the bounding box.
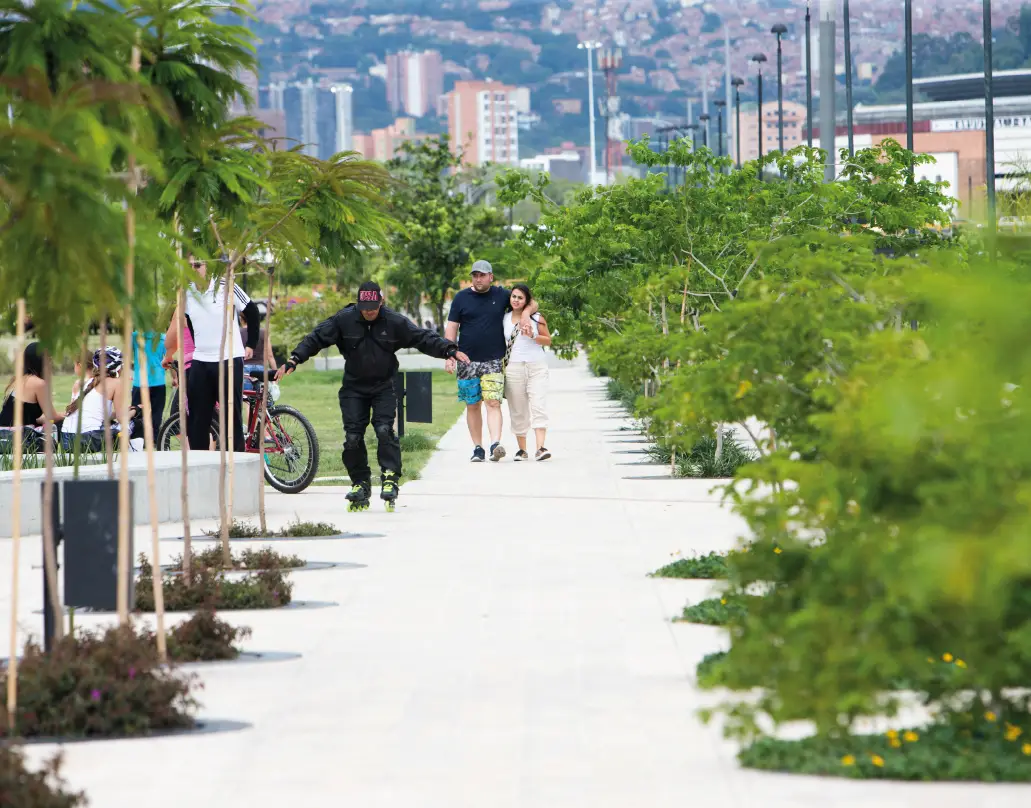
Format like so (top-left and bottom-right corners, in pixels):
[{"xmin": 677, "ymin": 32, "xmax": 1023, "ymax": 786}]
[{"xmin": 0, "ymin": 452, "xmax": 260, "ymax": 538}]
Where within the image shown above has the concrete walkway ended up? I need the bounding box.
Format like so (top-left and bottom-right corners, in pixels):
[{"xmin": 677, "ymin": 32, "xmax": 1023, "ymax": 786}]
[{"xmin": 5, "ymin": 357, "xmax": 1030, "ymax": 806}]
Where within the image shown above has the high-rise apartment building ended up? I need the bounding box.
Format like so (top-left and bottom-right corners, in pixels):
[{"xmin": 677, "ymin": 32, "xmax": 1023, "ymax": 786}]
[
  {"xmin": 445, "ymin": 80, "xmax": 521, "ymax": 167},
  {"xmin": 386, "ymin": 50, "xmax": 444, "ymax": 118},
  {"xmin": 298, "ymin": 78, "xmax": 318, "ymax": 158},
  {"xmin": 331, "ymin": 83, "xmax": 354, "ymax": 153}
]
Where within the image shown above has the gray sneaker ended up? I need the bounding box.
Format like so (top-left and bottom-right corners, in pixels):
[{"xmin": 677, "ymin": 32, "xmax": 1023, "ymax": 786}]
[{"xmin": 490, "ymin": 442, "xmax": 506, "ymax": 462}]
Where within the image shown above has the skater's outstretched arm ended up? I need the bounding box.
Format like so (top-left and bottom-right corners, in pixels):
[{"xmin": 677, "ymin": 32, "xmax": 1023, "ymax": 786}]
[
  {"xmin": 398, "ymin": 315, "xmax": 469, "ymax": 363},
  {"xmin": 275, "ymin": 314, "xmax": 341, "ymax": 380}
]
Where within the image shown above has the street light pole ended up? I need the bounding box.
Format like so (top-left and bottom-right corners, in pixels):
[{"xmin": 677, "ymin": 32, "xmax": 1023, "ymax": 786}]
[
  {"xmin": 752, "ymin": 54, "xmax": 768, "ymax": 177},
  {"xmin": 732, "ymin": 77, "xmax": 744, "ymax": 168},
  {"xmin": 904, "ymin": 0, "xmax": 915, "ymax": 180},
  {"xmin": 714, "ymin": 100, "xmax": 726, "ymax": 160},
  {"xmin": 984, "ymin": 0, "xmax": 997, "ymax": 231},
  {"xmin": 805, "ymin": 3, "xmax": 814, "ymax": 149},
  {"xmin": 578, "ymin": 41, "xmax": 602, "ymax": 185},
  {"xmin": 699, "ymin": 113, "xmax": 710, "ymax": 149},
  {"xmin": 819, "ymin": 0, "xmax": 836, "ymax": 183},
  {"xmin": 772, "ymin": 24, "xmax": 788, "ymax": 154},
  {"xmin": 843, "ymin": 0, "xmax": 855, "ymax": 157}
]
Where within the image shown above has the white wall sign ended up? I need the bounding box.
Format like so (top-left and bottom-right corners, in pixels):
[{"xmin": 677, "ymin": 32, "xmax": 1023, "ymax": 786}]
[{"xmin": 932, "ymin": 116, "xmax": 1031, "ymax": 132}]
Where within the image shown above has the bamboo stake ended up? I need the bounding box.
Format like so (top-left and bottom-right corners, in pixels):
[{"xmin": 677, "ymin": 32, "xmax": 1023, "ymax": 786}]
[
  {"xmin": 71, "ymin": 336, "xmax": 89, "ymax": 478},
  {"xmin": 6, "ymin": 300, "xmax": 26, "ymax": 729},
  {"xmin": 136, "ymin": 333, "xmax": 166, "ymax": 660},
  {"xmin": 258, "ymin": 268, "xmax": 273, "ymax": 536},
  {"xmin": 98, "ymin": 317, "xmax": 113, "ymax": 478},
  {"xmin": 217, "ymin": 263, "xmax": 231, "ymax": 566},
  {"xmin": 226, "ymin": 264, "xmax": 236, "ymax": 544},
  {"xmin": 177, "ymin": 279, "xmax": 192, "ymax": 578},
  {"xmin": 117, "ymin": 43, "xmax": 141, "ymax": 626},
  {"xmin": 40, "ymin": 355, "xmax": 63, "ymax": 642}
]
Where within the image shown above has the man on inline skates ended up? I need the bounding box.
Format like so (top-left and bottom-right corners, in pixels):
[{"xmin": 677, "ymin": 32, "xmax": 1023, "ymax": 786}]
[{"xmin": 275, "ymin": 281, "xmax": 469, "ymax": 511}]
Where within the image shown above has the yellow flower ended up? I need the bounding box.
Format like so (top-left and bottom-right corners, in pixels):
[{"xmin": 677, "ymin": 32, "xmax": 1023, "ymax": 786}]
[
  {"xmin": 942, "ymin": 653, "xmax": 954, "ymax": 663},
  {"xmin": 720, "ymin": 598, "xmax": 727, "ymax": 605},
  {"xmin": 889, "ymin": 738, "xmax": 902, "ymax": 749},
  {"xmin": 1005, "ymin": 725, "xmax": 1022, "ymax": 742},
  {"xmin": 1023, "ymin": 743, "xmax": 1031, "ymax": 756},
  {"xmin": 734, "ymin": 380, "xmax": 752, "ymax": 400},
  {"xmin": 841, "ymin": 755, "xmax": 855, "ymax": 766},
  {"xmin": 985, "ymin": 712, "xmax": 998, "ymax": 723},
  {"xmin": 955, "ymin": 659, "xmax": 967, "ymax": 669},
  {"xmin": 871, "ymin": 755, "xmax": 885, "ymax": 767},
  {"xmin": 774, "ymin": 547, "xmax": 782, "ymax": 555},
  {"xmin": 886, "ymin": 730, "xmax": 899, "ymax": 740},
  {"xmin": 903, "ymin": 731, "xmax": 919, "ymax": 743}
]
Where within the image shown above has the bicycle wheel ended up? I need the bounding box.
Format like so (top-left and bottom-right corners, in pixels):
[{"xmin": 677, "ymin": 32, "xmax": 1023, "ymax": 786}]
[
  {"xmin": 157, "ymin": 412, "xmax": 220, "ymax": 452},
  {"xmin": 261, "ymin": 405, "xmax": 320, "ymax": 494}
]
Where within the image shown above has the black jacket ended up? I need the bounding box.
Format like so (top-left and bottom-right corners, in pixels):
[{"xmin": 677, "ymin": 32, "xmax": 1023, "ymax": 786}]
[{"xmin": 289, "ymin": 304, "xmax": 458, "ymax": 383}]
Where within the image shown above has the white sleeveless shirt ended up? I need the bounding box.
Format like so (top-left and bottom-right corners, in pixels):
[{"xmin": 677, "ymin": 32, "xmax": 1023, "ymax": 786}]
[
  {"xmin": 73, "ymin": 385, "xmax": 113, "ymax": 434},
  {"xmin": 503, "ymin": 314, "xmax": 547, "ymax": 364}
]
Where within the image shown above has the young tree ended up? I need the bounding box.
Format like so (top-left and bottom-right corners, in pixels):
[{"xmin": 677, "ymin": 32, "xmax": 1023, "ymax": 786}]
[{"xmin": 385, "ymin": 137, "xmax": 508, "ymax": 331}]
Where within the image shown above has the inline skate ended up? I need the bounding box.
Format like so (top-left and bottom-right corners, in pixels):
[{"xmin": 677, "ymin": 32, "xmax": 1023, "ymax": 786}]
[
  {"xmin": 347, "ymin": 481, "xmax": 371, "ymax": 513},
  {"xmin": 380, "ymin": 470, "xmax": 399, "ymax": 513}
]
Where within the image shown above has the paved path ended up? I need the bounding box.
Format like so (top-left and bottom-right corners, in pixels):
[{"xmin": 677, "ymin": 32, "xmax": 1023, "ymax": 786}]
[{"xmin": 5, "ymin": 358, "xmax": 1030, "ymax": 806}]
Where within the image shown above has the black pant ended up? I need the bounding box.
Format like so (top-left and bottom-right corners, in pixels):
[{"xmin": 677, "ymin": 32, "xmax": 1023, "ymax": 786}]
[
  {"xmin": 131, "ymin": 385, "xmax": 166, "ymax": 441},
  {"xmin": 187, "ymin": 359, "xmax": 244, "ymax": 451},
  {"xmin": 339, "ymin": 378, "xmax": 400, "ymax": 487}
]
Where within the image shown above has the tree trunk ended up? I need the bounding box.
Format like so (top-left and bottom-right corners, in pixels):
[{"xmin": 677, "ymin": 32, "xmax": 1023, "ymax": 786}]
[
  {"xmin": 434, "ymin": 296, "xmax": 446, "ymax": 337},
  {"xmin": 6, "ymin": 300, "xmax": 27, "ymax": 727},
  {"xmin": 218, "ymin": 264, "xmax": 231, "ymax": 567},
  {"xmin": 715, "ymin": 426, "xmax": 724, "ymax": 462},
  {"xmin": 258, "ymin": 269, "xmax": 274, "ymax": 536},
  {"xmin": 98, "ymin": 318, "xmax": 113, "ymax": 478},
  {"xmin": 40, "ymin": 355, "xmax": 64, "ymax": 641},
  {"xmin": 135, "ymin": 333, "xmax": 167, "ymax": 660}
]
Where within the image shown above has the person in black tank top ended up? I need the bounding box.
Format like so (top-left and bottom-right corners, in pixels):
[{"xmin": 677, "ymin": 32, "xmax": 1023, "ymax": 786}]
[{"xmin": 0, "ymin": 342, "xmax": 51, "ymax": 451}]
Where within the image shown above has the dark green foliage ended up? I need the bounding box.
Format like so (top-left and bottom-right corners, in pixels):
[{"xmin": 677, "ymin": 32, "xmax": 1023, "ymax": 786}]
[
  {"xmin": 740, "ymin": 718, "xmax": 1031, "ymax": 781},
  {"xmin": 650, "ymin": 552, "xmax": 729, "ymax": 579},
  {"xmin": 135, "ymin": 557, "xmax": 293, "ymax": 612},
  {"xmin": 170, "ymin": 545, "xmax": 304, "ymax": 571},
  {"xmin": 0, "ymin": 747, "xmax": 86, "ymax": 807},
  {"xmin": 695, "ymin": 651, "xmax": 731, "ymax": 689},
  {"xmin": 647, "ymin": 432, "xmax": 756, "ymax": 478},
  {"xmin": 166, "ymin": 609, "xmax": 251, "ymax": 662},
  {"xmin": 0, "ymin": 625, "xmax": 198, "ymax": 740},
  {"xmin": 677, "ymin": 596, "xmax": 752, "ymax": 626}
]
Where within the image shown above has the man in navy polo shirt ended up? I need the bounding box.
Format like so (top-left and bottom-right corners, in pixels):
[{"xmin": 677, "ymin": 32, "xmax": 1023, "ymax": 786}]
[{"xmin": 445, "ymin": 260, "xmax": 537, "ymax": 462}]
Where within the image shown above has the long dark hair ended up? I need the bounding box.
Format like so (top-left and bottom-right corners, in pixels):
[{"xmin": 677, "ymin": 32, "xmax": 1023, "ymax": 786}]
[
  {"xmin": 507, "ymin": 283, "xmax": 534, "ymax": 313},
  {"xmin": 4, "ymin": 341, "xmax": 44, "ymax": 397}
]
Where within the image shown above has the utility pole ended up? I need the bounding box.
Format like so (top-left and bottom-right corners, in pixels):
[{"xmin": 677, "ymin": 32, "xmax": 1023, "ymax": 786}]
[
  {"xmin": 984, "ymin": 0, "xmax": 997, "ymax": 232},
  {"xmin": 578, "ymin": 41, "xmax": 602, "ymax": 185},
  {"xmin": 819, "ymin": 0, "xmax": 837, "ymax": 182}
]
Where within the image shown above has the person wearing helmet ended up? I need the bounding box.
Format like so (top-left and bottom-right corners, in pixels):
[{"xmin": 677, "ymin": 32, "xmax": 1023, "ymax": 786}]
[{"xmin": 63, "ymin": 347, "xmax": 137, "ymax": 453}]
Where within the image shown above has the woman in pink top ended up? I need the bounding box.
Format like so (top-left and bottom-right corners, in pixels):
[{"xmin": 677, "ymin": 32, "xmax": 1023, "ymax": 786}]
[{"xmin": 163, "ymin": 310, "xmax": 195, "ymax": 415}]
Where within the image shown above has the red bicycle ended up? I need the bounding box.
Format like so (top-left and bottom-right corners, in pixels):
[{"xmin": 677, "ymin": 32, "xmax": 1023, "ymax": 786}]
[{"xmin": 157, "ymin": 366, "xmax": 320, "ymax": 494}]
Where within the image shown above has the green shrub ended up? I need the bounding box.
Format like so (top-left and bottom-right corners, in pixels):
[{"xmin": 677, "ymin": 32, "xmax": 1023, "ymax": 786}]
[
  {"xmin": 646, "ymin": 431, "xmax": 755, "ymax": 478},
  {"xmin": 650, "ymin": 552, "xmax": 729, "ymax": 579},
  {"xmin": 696, "ymin": 651, "xmax": 731, "ymax": 689},
  {"xmin": 677, "ymin": 595, "xmax": 753, "ymax": 626},
  {"xmin": 203, "ymin": 518, "xmax": 341, "ymax": 539},
  {"xmin": 740, "ymin": 715, "xmax": 1031, "ymax": 781},
  {"xmin": 166, "ymin": 609, "xmax": 251, "ymax": 662},
  {"xmin": 171, "ymin": 546, "xmax": 304, "ymax": 571},
  {"xmin": 0, "ymin": 625, "xmax": 198, "ymax": 739},
  {"xmin": 605, "ymin": 378, "xmax": 639, "ymax": 411},
  {"xmin": 203, "ymin": 520, "xmax": 263, "ymax": 539},
  {"xmin": 135, "ymin": 557, "xmax": 293, "ymax": 611},
  {"xmin": 0, "ymin": 747, "xmax": 86, "ymax": 807}
]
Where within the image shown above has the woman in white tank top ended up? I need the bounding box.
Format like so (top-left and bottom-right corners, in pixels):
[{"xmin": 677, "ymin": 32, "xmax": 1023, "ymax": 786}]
[
  {"xmin": 503, "ymin": 284, "xmax": 553, "ymax": 461},
  {"xmin": 62, "ymin": 347, "xmax": 136, "ymax": 453}
]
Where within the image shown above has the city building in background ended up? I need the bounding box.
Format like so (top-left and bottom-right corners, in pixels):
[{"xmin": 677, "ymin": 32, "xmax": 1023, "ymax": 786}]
[
  {"xmin": 353, "ymin": 117, "xmax": 431, "ymax": 162},
  {"xmin": 835, "ymin": 69, "xmax": 1031, "ymax": 215},
  {"xmin": 737, "ymin": 100, "xmax": 807, "ymax": 163},
  {"xmin": 445, "ymin": 80, "xmax": 522, "ymax": 166},
  {"xmin": 263, "ymin": 77, "xmax": 355, "ymax": 159},
  {"xmin": 386, "ymin": 50, "xmax": 445, "ymax": 118}
]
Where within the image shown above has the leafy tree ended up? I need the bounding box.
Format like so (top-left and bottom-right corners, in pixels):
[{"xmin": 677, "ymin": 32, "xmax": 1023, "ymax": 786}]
[{"xmin": 384, "ymin": 137, "xmax": 508, "ymax": 332}]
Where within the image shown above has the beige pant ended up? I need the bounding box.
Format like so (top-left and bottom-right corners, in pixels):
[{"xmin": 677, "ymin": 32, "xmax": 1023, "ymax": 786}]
[{"xmin": 505, "ymin": 361, "xmax": 549, "ymax": 436}]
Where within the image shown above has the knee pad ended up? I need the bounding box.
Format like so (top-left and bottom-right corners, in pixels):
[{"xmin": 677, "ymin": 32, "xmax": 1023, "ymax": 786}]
[
  {"xmin": 343, "ymin": 432, "xmax": 364, "ymax": 450},
  {"xmin": 374, "ymin": 423, "xmax": 396, "ymax": 441}
]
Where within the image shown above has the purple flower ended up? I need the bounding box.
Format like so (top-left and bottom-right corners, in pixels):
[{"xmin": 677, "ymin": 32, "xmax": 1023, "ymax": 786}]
[
  {"xmin": 128, "ymin": 667, "xmax": 136, "ymax": 680},
  {"xmin": 90, "ymin": 689, "xmax": 102, "ymax": 702}
]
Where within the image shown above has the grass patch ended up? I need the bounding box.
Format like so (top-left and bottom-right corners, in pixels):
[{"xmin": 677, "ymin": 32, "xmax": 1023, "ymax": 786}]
[
  {"xmin": 278, "ymin": 368, "xmax": 465, "ymax": 485},
  {"xmin": 647, "ymin": 431, "xmax": 756, "ymax": 479},
  {"xmin": 740, "ymin": 719, "xmax": 1031, "ymax": 781},
  {"xmin": 170, "ymin": 545, "xmax": 304, "ymax": 572},
  {"xmin": 676, "ymin": 595, "xmax": 752, "ymax": 626},
  {"xmin": 650, "ymin": 552, "xmax": 729, "ymax": 579},
  {"xmin": 696, "ymin": 650, "xmax": 732, "ymax": 689},
  {"xmin": 135, "ymin": 557, "xmax": 293, "ymax": 612}
]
